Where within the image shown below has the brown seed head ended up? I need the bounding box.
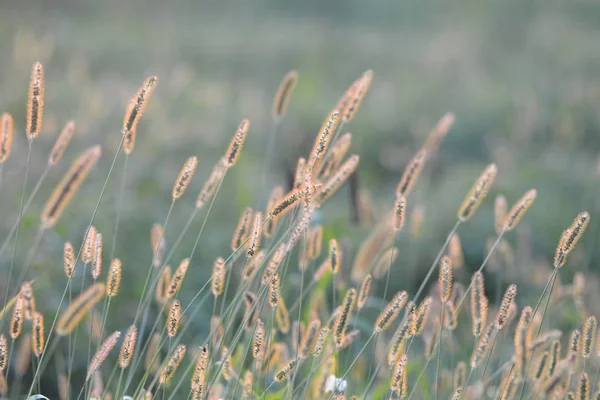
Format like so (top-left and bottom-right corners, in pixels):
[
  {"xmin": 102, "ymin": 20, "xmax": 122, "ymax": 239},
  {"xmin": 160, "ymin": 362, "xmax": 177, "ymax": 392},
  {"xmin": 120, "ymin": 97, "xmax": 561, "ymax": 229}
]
[
  {"xmin": 166, "ymin": 258, "xmax": 190, "ymax": 299},
  {"xmin": 167, "ymin": 300, "xmax": 181, "ymax": 337},
  {"xmin": 119, "ymin": 325, "xmax": 137, "ymax": 368},
  {"xmin": 357, "ymin": 273, "xmax": 372, "ymax": 309},
  {"xmin": 246, "ymin": 212, "xmax": 263, "ymax": 258},
  {"xmin": 342, "ymin": 70, "xmax": 373, "ymax": 122},
  {"xmin": 172, "ymin": 156, "xmax": 198, "ymax": 200},
  {"xmin": 91, "ymin": 233, "xmax": 103, "ymax": 280},
  {"xmin": 375, "ymin": 291, "xmax": 407, "ymax": 332},
  {"xmin": 122, "ymin": 76, "xmax": 158, "ymax": 139},
  {"xmin": 63, "ymin": 242, "xmax": 75, "ymax": 277},
  {"xmin": 393, "ymin": 194, "xmax": 407, "ymax": 231},
  {"xmin": 334, "ymin": 289, "xmax": 356, "ymax": 347},
  {"xmin": 554, "ymin": 211, "xmax": 591, "ymax": 268},
  {"xmin": 159, "ymin": 344, "xmax": 186, "ymax": 384},
  {"xmin": 439, "ymin": 255, "xmax": 453, "ymax": 303},
  {"xmin": 0, "ymin": 335, "xmax": 6, "ymax": 370},
  {"xmin": 57, "ymin": 283, "xmax": 105, "ymax": 335},
  {"xmin": 496, "ymin": 284, "xmax": 517, "ymax": 329},
  {"xmin": 272, "ymin": 70, "xmax": 298, "ymax": 120},
  {"xmin": 49, "ymin": 120, "xmax": 76, "ymax": 165},
  {"xmin": 457, "ymin": 163, "xmax": 497, "ymax": 221},
  {"xmin": 224, "ymin": 119, "xmax": 250, "ymax": 167},
  {"xmin": 26, "ymin": 62, "xmax": 45, "ymax": 140},
  {"xmin": 232, "ymin": 208, "xmax": 253, "ymax": 251},
  {"xmin": 211, "ymin": 257, "xmax": 226, "ymax": 297},
  {"xmin": 503, "ymin": 189, "xmax": 537, "ymax": 231},
  {"xmin": 10, "ymin": 296, "xmax": 24, "ymax": 339},
  {"xmin": 396, "ymin": 150, "xmax": 427, "ymax": 197},
  {"xmin": 107, "ymin": 258, "xmax": 122, "ymax": 297},
  {"xmin": 87, "ymin": 331, "xmax": 121, "ymax": 380}
]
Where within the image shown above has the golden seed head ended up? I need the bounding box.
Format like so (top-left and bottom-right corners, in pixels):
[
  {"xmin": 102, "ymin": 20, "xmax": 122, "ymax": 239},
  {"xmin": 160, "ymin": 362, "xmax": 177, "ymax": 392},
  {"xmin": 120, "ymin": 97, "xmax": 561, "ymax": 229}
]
[
  {"xmin": 268, "ymin": 273, "xmax": 280, "ymax": 308},
  {"xmin": 253, "ymin": 319, "xmax": 265, "ymax": 360},
  {"xmin": 449, "ymin": 235, "xmax": 464, "ymax": 269},
  {"xmin": 0, "ymin": 335, "xmax": 6, "ymax": 370},
  {"xmin": 569, "ymin": 329, "xmax": 582, "ymax": 359},
  {"xmin": 224, "ymin": 118, "xmax": 250, "ymax": 167},
  {"xmin": 106, "ymin": 258, "xmax": 122, "ymax": 297},
  {"xmin": 471, "ymin": 323, "xmax": 497, "ymax": 368},
  {"xmin": 118, "ymin": 325, "xmax": 137, "ymax": 368},
  {"xmin": 393, "ymin": 194, "xmax": 407, "ymax": 231},
  {"xmin": 26, "ymin": 62, "xmax": 45, "ymax": 140},
  {"xmin": 299, "ymin": 319, "xmax": 321, "ymax": 358},
  {"xmin": 503, "ymin": 189, "xmax": 537, "ymax": 231},
  {"xmin": 396, "ymin": 150, "xmax": 427, "ymax": 198},
  {"xmin": 63, "ymin": 242, "xmax": 75, "ymax": 277},
  {"xmin": 496, "ymin": 284, "xmax": 517, "ymax": 329},
  {"xmin": 172, "ymin": 156, "xmax": 198, "ymax": 200},
  {"xmin": 413, "ymin": 297, "xmax": 433, "ymax": 336},
  {"xmin": 390, "ymin": 354, "xmax": 408, "ymax": 396},
  {"xmin": 221, "ymin": 346, "xmax": 234, "ymax": 381},
  {"xmin": 155, "ymin": 265, "xmax": 172, "ymax": 304},
  {"xmin": 308, "ymin": 109, "xmax": 341, "ymax": 172},
  {"xmin": 191, "ymin": 345, "xmax": 210, "ymax": 390},
  {"xmin": 423, "ymin": 112, "xmax": 455, "ymax": 153},
  {"xmin": 514, "ymin": 306, "xmax": 532, "ymax": 377},
  {"xmin": 334, "ymin": 288, "xmax": 356, "ymax": 347},
  {"xmin": 83, "ymin": 225, "xmax": 97, "ymax": 264},
  {"xmin": 0, "ymin": 113, "xmax": 14, "ymax": 163},
  {"xmin": 246, "ymin": 212, "xmax": 263, "ymax": 258},
  {"xmin": 91, "ymin": 233, "xmax": 103, "ymax": 280},
  {"xmin": 57, "ymin": 283, "xmax": 105, "ymax": 335},
  {"xmin": 122, "ymin": 76, "xmax": 158, "ymax": 137},
  {"xmin": 87, "ymin": 331, "xmax": 121, "ymax": 381},
  {"xmin": 471, "ymin": 271, "xmax": 487, "ymax": 337},
  {"xmin": 167, "ymin": 300, "xmax": 181, "ymax": 337},
  {"xmin": 20, "ymin": 281, "xmax": 36, "ymax": 320},
  {"xmin": 357, "ymin": 273, "xmax": 372, "ymax": 309},
  {"xmin": 276, "ymin": 297, "xmax": 291, "ymax": 334},
  {"xmin": 243, "ymin": 249, "xmax": 265, "ymax": 280},
  {"xmin": 577, "ymin": 372, "xmax": 590, "ymax": 400},
  {"xmin": 166, "ymin": 258, "xmax": 190, "ymax": 299},
  {"xmin": 439, "ymin": 255, "xmax": 453, "ymax": 303},
  {"xmin": 196, "ymin": 158, "xmax": 228, "ymax": 208},
  {"xmin": 32, "ymin": 311, "xmax": 44, "ymax": 357},
  {"xmin": 232, "ymin": 208, "xmax": 254, "ymax": 251},
  {"xmin": 211, "ymin": 257, "xmax": 226, "ymax": 297},
  {"xmin": 159, "ymin": 344, "xmax": 186, "ymax": 384},
  {"xmin": 274, "ymin": 358, "xmax": 298, "ymax": 382},
  {"xmin": 375, "ymin": 291, "xmax": 407, "ymax": 332},
  {"xmin": 554, "ymin": 211, "xmax": 591, "ymax": 268},
  {"xmin": 342, "ymin": 69, "xmax": 373, "ymax": 122},
  {"xmin": 272, "ymin": 70, "xmax": 298, "ymax": 120},
  {"xmin": 315, "ymin": 155, "xmax": 360, "ymax": 206},
  {"xmin": 10, "ymin": 295, "xmax": 24, "ymax": 339},
  {"xmin": 457, "ymin": 163, "xmax": 497, "ymax": 221},
  {"xmin": 49, "ymin": 120, "xmax": 76, "ymax": 165}
]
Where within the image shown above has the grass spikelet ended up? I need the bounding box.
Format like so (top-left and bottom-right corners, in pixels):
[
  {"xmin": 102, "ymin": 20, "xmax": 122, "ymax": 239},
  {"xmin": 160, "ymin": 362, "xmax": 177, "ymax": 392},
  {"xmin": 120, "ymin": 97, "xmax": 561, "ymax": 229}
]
[
  {"xmin": 329, "ymin": 238, "xmax": 341, "ymax": 274},
  {"xmin": 243, "ymin": 291, "xmax": 258, "ymax": 330},
  {"xmin": 26, "ymin": 62, "xmax": 44, "ymax": 140},
  {"xmin": 224, "ymin": 118, "xmax": 250, "ymax": 167},
  {"xmin": 118, "ymin": 325, "xmax": 137, "ymax": 368},
  {"xmin": 503, "ymin": 189, "xmax": 537, "ymax": 231},
  {"xmin": 41, "ymin": 145, "xmax": 102, "ymax": 228},
  {"xmin": 307, "ymin": 109, "xmax": 341, "ymax": 171},
  {"xmin": 168, "ymin": 299, "xmax": 181, "ymax": 337},
  {"xmin": 471, "ymin": 323, "xmax": 497, "ymax": 368},
  {"xmin": 145, "ymin": 333, "xmax": 161, "ymax": 373},
  {"xmin": 172, "ymin": 155, "xmax": 198, "ymax": 199},
  {"xmin": 275, "ymin": 296, "xmax": 290, "ymax": 333},
  {"xmin": 357, "ymin": 273, "xmax": 372, "ymax": 309},
  {"xmin": 63, "ymin": 241, "xmax": 75, "ymax": 277},
  {"xmin": 375, "ymin": 291, "xmax": 407, "ymax": 332},
  {"xmin": 232, "ymin": 208, "xmax": 253, "ymax": 250},
  {"xmin": 413, "ymin": 296, "xmax": 432, "ymax": 336},
  {"xmin": 569, "ymin": 329, "xmax": 582, "ymax": 360},
  {"xmin": 106, "ymin": 258, "xmax": 122, "ymax": 297},
  {"xmin": 439, "ymin": 255, "xmax": 453, "ymax": 303},
  {"xmin": 268, "ymin": 188, "xmax": 300, "ymax": 219},
  {"xmin": 20, "ymin": 281, "xmax": 35, "ymax": 320},
  {"xmin": 49, "ymin": 120, "xmax": 75, "ymax": 165},
  {"xmin": 221, "ymin": 346, "xmax": 234, "ymax": 381},
  {"xmin": 10, "ymin": 295, "xmax": 24, "ymax": 339},
  {"xmin": 423, "ymin": 112, "xmax": 455, "ymax": 153},
  {"xmin": 166, "ymin": 258, "xmax": 190, "ymax": 298},
  {"xmin": 0, "ymin": 113, "xmax": 13, "ymax": 163},
  {"xmin": 83, "ymin": 225, "xmax": 97, "ymax": 264},
  {"xmin": 253, "ymin": 319, "xmax": 265, "ymax": 360},
  {"xmin": 471, "ymin": 271, "xmax": 487, "ymax": 337},
  {"xmin": 582, "ymin": 316, "xmax": 597, "ymax": 358},
  {"xmin": 191, "ymin": 345, "xmax": 209, "ymax": 390},
  {"xmin": 274, "ymin": 358, "xmax": 297, "ymax": 382},
  {"xmin": 457, "ymin": 163, "xmax": 497, "ymax": 221},
  {"xmin": 32, "ymin": 311, "xmax": 44, "ymax": 357},
  {"xmin": 496, "ymin": 284, "xmax": 517, "ymax": 329},
  {"xmin": 196, "ymin": 157, "xmax": 227, "ymax": 208},
  {"xmin": 495, "ymin": 195, "xmax": 508, "ymax": 235},
  {"xmin": 243, "ymin": 249, "xmax": 264, "ymax": 280},
  {"xmin": 246, "ymin": 211, "xmax": 263, "ymax": 258},
  {"xmin": 56, "ymin": 282, "xmax": 105, "ymax": 336},
  {"xmin": 554, "ymin": 211, "xmax": 591, "ymax": 268},
  {"xmin": 393, "ymin": 194, "xmax": 407, "ymax": 231},
  {"xmin": 0, "ymin": 335, "xmax": 6, "ymax": 371},
  {"xmin": 334, "ymin": 288, "xmax": 356, "ymax": 347},
  {"xmin": 87, "ymin": 331, "xmax": 121, "ymax": 380},
  {"xmin": 151, "ymin": 223, "xmax": 166, "ymax": 267},
  {"xmin": 122, "ymin": 76, "xmax": 158, "ymax": 143},
  {"xmin": 272, "ymin": 70, "xmax": 298, "ymax": 120},
  {"xmin": 91, "ymin": 232, "xmax": 103, "ymax": 280},
  {"xmin": 390, "ymin": 354, "xmax": 408, "ymax": 396},
  {"xmin": 500, "ymin": 369, "xmax": 520, "ymax": 400},
  {"xmin": 396, "ymin": 149, "xmax": 427, "ymax": 197},
  {"xmin": 373, "ymin": 246, "xmax": 398, "ymax": 279},
  {"xmin": 268, "ymin": 273, "xmax": 280, "ymax": 308},
  {"xmin": 316, "ymin": 154, "xmax": 359, "ymax": 205},
  {"xmin": 313, "ymin": 327, "xmax": 329, "ymax": 357},
  {"xmin": 342, "ymin": 69, "xmax": 373, "ymax": 122},
  {"xmin": 454, "ymin": 361, "xmax": 466, "ymax": 391},
  {"xmin": 515, "ymin": 306, "xmax": 533, "ymax": 377},
  {"xmin": 159, "ymin": 344, "xmax": 186, "ymax": 385},
  {"xmin": 155, "ymin": 265, "xmax": 171, "ymax": 304},
  {"xmin": 299, "ymin": 319, "xmax": 321, "ymax": 358},
  {"xmin": 211, "ymin": 257, "xmax": 225, "ymax": 297},
  {"xmin": 577, "ymin": 372, "xmax": 590, "ymax": 400}
]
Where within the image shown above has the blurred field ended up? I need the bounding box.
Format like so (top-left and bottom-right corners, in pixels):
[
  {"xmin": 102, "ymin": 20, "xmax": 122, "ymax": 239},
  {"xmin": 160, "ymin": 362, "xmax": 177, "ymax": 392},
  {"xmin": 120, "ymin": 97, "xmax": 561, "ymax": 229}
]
[{"xmin": 0, "ymin": 0, "xmax": 600, "ymax": 396}]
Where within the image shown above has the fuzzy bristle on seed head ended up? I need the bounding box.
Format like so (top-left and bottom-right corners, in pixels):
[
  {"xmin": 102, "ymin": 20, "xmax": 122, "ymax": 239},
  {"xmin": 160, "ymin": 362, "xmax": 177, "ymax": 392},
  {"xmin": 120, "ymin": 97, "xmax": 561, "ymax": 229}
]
[
  {"xmin": 122, "ymin": 76, "xmax": 158, "ymax": 138},
  {"xmin": 514, "ymin": 306, "xmax": 532, "ymax": 377},
  {"xmin": 246, "ymin": 212, "xmax": 263, "ymax": 258},
  {"xmin": 569, "ymin": 329, "xmax": 582, "ymax": 360},
  {"xmin": 167, "ymin": 258, "xmax": 190, "ymax": 299},
  {"xmin": 0, "ymin": 113, "xmax": 14, "ymax": 163},
  {"xmin": 63, "ymin": 242, "xmax": 75, "ymax": 277},
  {"xmin": 582, "ymin": 316, "xmax": 597, "ymax": 358},
  {"xmin": 357, "ymin": 273, "xmax": 372, "ymax": 310},
  {"xmin": 155, "ymin": 265, "xmax": 171, "ymax": 304},
  {"xmin": 119, "ymin": 325, "xmax": 137, "ymax": 368},
  {"xmin": 82, "ymin": 225, "xmax": 97, "ymax": 264},
  {"xmin": 253, "ymin": 319, "xmax": 265, "ymax": 360},
  {"xmin": 172, "ymin": 156, "xmax": 198, "ymax": 200},
  {"xmin": 375, "ymin": 291, "xmax": 407, "ymax": 332},
  {"xmin": 503, "ymin": 189, "xmax": 537, "ymax": 231},
  {"xmin": 272, "ymin": 70, "xmax": 298, "ymax": 120},
  {"xmin": 269, "ymin": 189, "xmax": 301, "ymax": 219},
  {"xmin": 457, "ymin": 163, "xmax": 497, "ymax": 221},
  {"xmin": 307, "ymin": 109, "xmax": 341, "ymax": 173},
  {"xmin": 554, "ymin": 211, "xmax": 591, "ymax": 268},
  {"xmin": 275, "ymin": 358, "xmax": 298, "ymax": 382},
  {"xmin": 57, "ymin": 283, "xmax": 105, "ymax": 335},
  {"xmin": 159, "ymin": 344, "xmax": 186, "ymax": 385},
  {"xmin": 299, "ymin": 319, "xmax": 321, "ymax": 358},
  {"xmin": 49, "ymin": 120, "xmax": 76, "ymax": 165},
  {"xmin": 151, "ymin": 223, "xmax": 166, "ymax": 267},
  {"xmin": 334, "ymin": 288, "xmax": 356, "ymax": 347},
  {"xmin": 413, "ymin": 297, "xmax": 433, "ymax": 336},
  {"xmin": 396, "ymin": 150, "xmax": 427, "ymax": 197},
  {"xmin": 107, "ymin": 258, "xmax": 122, "ymax": 297},
  {"xmin": 439, "ymin": 255, "xmax": 453, "ymax": 303},
  {"xmin": 390, "ymin": 354, "xmax": 408, "ymax": 396},
  {"xmin": 32, "ymin": 311, "xmax": 44, "ymax": 357},
  {"xmin": 10, "ymin": 296, "xmax": 24, "ymax": 339},
  {"xmin": 268, "ymin": 273, "xmax": 280, "ymax": 308},
  {"xmin": 26, "ymin": 62, "xmax": 44, "ymax": 140},
  {"xmin": 496, "ymin": 284, "xmax": 517, "ymax": 329},
  {"xmin": 471, "ymin": 271, "xmax": 487, "ymax": 337},
  {"xmin": 91, "ymin": 233, "xmax": 103, "ymax": 280},
  {"xmin": 393, "ymin": 194, "xmax": 407, "ymax": 231},
  {"xmin": 224, "ymin": 118, "xmax": 250, "ymax": 167},
  {"xmin": 196, "ymin": 158, "xmax": 228, "ymax": 208},
  {"xmin": 342, "ymin": 69, "xmax": 373, "ymax": 122},
  {"xmin": 20, "ymin": 281, "xmax": 36, "ymax": 320},
  {"xmin": 211, "ymin": 257, "xmax": 226, "ymax": 297},
  {"xmin": 276, "ymin": 297, "xmax": 291, "ymax": 333},
  {"xmin": 168, "ymin": 300, "xmax": 181, "ymax": 337},
  {"xmin": 87, "ymin": 331, "xmax": 121, "ymax": 381},
  {"xmin": 449, "ymin": 235, "xmax": 464, "ymax": 269},
  {"xmin": 191, "ymin": 345, "xmax": 210, "ymax": 391},
  {"xmin": 41, "ymin": 145, "xmax": 102, "ymax": 228}
]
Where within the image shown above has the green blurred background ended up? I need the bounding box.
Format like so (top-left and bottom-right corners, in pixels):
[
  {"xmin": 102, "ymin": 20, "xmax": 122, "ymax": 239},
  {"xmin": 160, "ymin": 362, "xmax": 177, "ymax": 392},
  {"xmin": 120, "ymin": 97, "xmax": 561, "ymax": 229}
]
[{"xmin": 1, "ymin": 0, "xmax": 600, "ymax": 394}]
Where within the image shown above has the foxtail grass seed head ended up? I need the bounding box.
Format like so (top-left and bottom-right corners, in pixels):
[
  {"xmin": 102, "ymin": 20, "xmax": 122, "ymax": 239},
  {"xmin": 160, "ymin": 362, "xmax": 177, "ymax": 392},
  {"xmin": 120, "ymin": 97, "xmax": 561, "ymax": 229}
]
[
  {"xmin": 91, "ymin": 233, "xmax": 103, "ymax": 280},
  {"xmin": 87, "ymin": 331, "xmax": 121, "ymax": 381},
  {"xmin": 449, "ymin": 235, "xmax": 464, "ymax": 269},
  {"xmin": 329, "ymin": 238, "xmax": 341, "ymax": 274},
  {"xmin": 375, "ymin": 291, "xmax": 407, "ymax": 332},
  {"xmin": 151, "ymin": 223, "xmax": 166, "ymax": 267},
  {"xmin": 393, "ymin": 194, "xmax": 407, "ymax": 231},
  {"xmin": 390, "ymin": 354, "xmax": 408, "ymax": 396},
  {"xmin": 83, "ymin": 225, "xmax": 97, "ymax": 264},
  {"xmin": 496, "ymin": 284, "xmax": 517, "ymax": 329},
  {"xmin": 49, "ymin": 120, "xmax": 75, "ymax": 165},
  {"xmin": 253, "ymin": 319, "xmax": 265, "ymax": 360},
  {"xmin": 26, "ymin": 62, "xmax": 44, "ymax": 140},
  {"xmin": 396, "ymin": 149, "xmax": 427, "ymax": 197},
  {"xmin": 232, "ymin": 208, "xmax": 253, "ymax": 251},
  {"xmin": 41, "ymin": 145, "xmax": 102, "ymax": 228},
  {"xmin": 269, "ymin": 273, "xmax": 280, "ymax": 308},
  {"xmin": 167, "ymin": 258, "xmax": 190, "ymax": 298},
  {"xmin": 243, "ymin": 291, "xmax": 258, "ymax": 330},
  {"xmin": 471, "ymin": 323, "xmax": 497, "ymax": 368},
  {"xmin": 192, "ymin": 345, "xmax": 210, "ymax": 390},
  {"xmin": 307, "ymin": 109, "xmax": 340, "ymax": 171},
  {"xmin": 275, "ymin": 358, "xmax": 298, "ymax": 382},
  {"xmin": 500, "ymin": 370, "xmax": 520, "ymax": 400},
  {"xmin": 160, "ymin": 344, "xmax": 186, "ymax": 385},
  {"xmin": 211, "ymin": 257, "xmax": 226, "ymax": 297},
  {"xmin": 457, "ymin": 163, "xmax": 497, "ymax": 221},
  {"xmin": 58, "ymin": 280, "xmax": 103, "ymax": 330},
  {"xmin": 196, "ymin": 158, "xmax": 227, "ymax": 208},
  {"xmin": 569, "ymin": 329, "xmax": 582, "ymax": 360},
  {"xmin": 107, "ymin": 258, "xmax": 122, "ymax": 297},
  {"xmin": 313, "ymin": 327, "xmax": 329, "ymax": 357},
  {"xmin": 0, "ymin": 113, "xmax": 14, "ymax": 163},
  {"xmin": 172, "ymin": 156, "xmax": 198, "ymax": 199},
  {"xmin": 119, "ymin": 325, "xmax": 137, "ymax": 368},
  {"xmin": 20, "ymin": 281, "xmax": 35, "ymax": 320},
  {"xmin": 168, "ymin": 300, "xmax": 181, "ymax": 337},
  {"xmin": 342, "ymin": 69, "xmax": 373, "ymax": 122},
  {"xmin": 471, "ymin": 271, "xmax": 487, "ymax": 336},
  {"xmin": 334, "ymin": 288, "xmax": 356, "ymax": 347},
  {"xmin": 413, "ymin": 296, "xmax": 433, "ymax": 336},
  {"xmin": 515, "ymin": 306, "xmax": 532, "ymax": 377},
  {"xmin": 63, "ymin": 241, "xmax": 75, "ymax": 277},
  {"xmin": 578, "ymin": 373, "xmax": 590, "ymax": 400},
  {"xmin": 423, "ymin": 112, "xmax": 455, "ymax": 153},
  {"xmin": 10, "ymin": 295, "xmax": 24, "ymax": 339},
  {"xmin": 357, "ymin": 273, "xmax": 372, "ymax": 309},
  {"xmin": 495, "ymin": 195, "xmax": 508, "ymax": 235},
  {"xmin": 0, "ymin": 335, "xmax": 6, "ymax": 370},
  {"xmin": 299, "ymin": 319, "xmax": 321, "ymax": 358},
  {"xmin": 268, "ymin": 189, "xmax": 301, "ymax": 219},
  {"xmin": 247, "ymin": 212, "xmax": 263, "ymax": 258},
  {"xmin": 503, "ymin": 189, "xmax": 537, "ymax": 231},
  {"xmin": 439, "ymin": 255, "xmax": 453, "ymax": 302},
  {"xmin": 316, "ymin": 154, "xmax": 360, "ymax": 206},
  {"xmin": 32, "ymin": 311, "xmax": 44, "ymax": 357},
  {"xmin": 221, "ymin": 346, "xmax": 234, "ymax": 381},
  {"xmin": 224, "ymin": 118, "xmax": 250, "ymax": 167},
  {"xmin": 243, "ymin": 249, "xmax": 264, "ymax": 280},
  {"xmin": 272, "ymin": 70, "xmax": 298, "ymax": 120},
  {"xmin": 554, "ymin": 211, "xmax": 591, "ymax": 268},
  {"xmin": 122, "ymin": 75, "xmax": 158, "ymax": 139},
  {"xmin": 156, "ymin": 266, "xmax": 171, "ymax": 304},
  {"xmin": 582, "ymin": 316, "xmax": 597, "ymax": 358}
]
